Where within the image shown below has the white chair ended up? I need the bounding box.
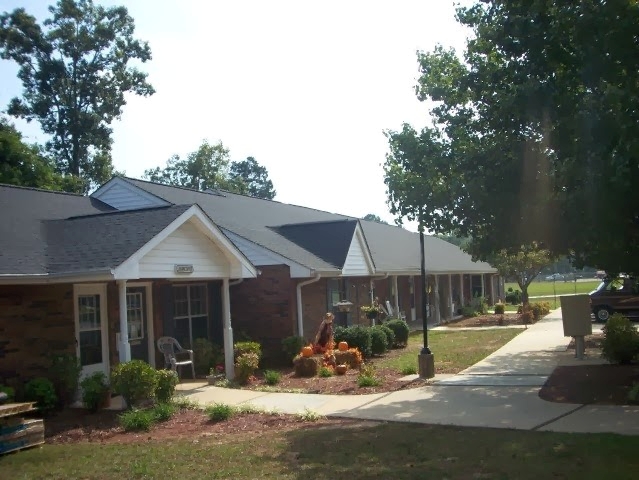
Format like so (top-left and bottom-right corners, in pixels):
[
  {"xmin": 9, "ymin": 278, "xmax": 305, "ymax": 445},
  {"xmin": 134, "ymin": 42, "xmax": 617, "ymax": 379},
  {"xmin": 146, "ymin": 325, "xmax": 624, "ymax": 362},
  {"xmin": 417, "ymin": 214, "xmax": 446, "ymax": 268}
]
[{"xmin": 157, "ymin": 336, "xmax": 195, "ymax": 379}]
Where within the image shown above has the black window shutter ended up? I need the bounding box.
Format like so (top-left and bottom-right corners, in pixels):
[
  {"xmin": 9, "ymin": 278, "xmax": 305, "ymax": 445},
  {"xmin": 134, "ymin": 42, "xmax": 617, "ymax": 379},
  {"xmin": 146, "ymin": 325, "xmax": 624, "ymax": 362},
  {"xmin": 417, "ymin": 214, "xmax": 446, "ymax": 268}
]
[{"xmin": 161, "ymin": 283, "xmax": 175, "ymax": 338}]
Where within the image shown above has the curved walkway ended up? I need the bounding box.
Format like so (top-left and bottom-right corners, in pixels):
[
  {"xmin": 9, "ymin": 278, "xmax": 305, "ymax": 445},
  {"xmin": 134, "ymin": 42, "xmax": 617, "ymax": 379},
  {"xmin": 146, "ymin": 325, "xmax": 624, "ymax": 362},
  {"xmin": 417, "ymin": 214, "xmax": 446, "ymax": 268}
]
[{"xmin": 180, "ymin": 310, "xmax": 639, "ymax": 436}]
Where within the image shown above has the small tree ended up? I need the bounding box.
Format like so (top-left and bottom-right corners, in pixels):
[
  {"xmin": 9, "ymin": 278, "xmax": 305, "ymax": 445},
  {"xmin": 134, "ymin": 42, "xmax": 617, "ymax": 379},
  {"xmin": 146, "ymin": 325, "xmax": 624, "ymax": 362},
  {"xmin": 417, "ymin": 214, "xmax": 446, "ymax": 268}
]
[{"xmin": 489, "ymin": 243, "xmax": 555, "ymax": 305}]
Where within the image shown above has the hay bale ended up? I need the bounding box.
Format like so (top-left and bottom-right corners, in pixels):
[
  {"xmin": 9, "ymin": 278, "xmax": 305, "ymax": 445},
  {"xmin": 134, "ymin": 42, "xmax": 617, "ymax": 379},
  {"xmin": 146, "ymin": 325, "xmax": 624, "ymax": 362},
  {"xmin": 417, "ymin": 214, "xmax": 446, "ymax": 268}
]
[{"xmin": 293, "ymin": 355, "xmax": 321, "ymax": 377}]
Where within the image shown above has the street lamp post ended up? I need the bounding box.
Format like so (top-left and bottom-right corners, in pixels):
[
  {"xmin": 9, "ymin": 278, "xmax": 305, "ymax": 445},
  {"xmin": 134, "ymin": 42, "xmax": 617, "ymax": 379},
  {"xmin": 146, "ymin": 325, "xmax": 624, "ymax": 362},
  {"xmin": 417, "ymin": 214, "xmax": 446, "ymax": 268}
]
[{"xmin": 418, "ymin": 223, "xmax": 434, "ymax": 378}]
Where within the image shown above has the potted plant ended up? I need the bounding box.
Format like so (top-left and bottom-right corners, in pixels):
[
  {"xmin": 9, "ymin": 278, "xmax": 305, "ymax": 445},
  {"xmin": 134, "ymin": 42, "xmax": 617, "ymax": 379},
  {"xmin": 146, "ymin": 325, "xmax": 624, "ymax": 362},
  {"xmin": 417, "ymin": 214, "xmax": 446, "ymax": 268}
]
[
  {"xmin": 79, "ymin": 372, "xmax": 110, "ymax": 412},
  {"xmin": 361, "ymin": 302, "xmax": 382, "ymax": 320}
]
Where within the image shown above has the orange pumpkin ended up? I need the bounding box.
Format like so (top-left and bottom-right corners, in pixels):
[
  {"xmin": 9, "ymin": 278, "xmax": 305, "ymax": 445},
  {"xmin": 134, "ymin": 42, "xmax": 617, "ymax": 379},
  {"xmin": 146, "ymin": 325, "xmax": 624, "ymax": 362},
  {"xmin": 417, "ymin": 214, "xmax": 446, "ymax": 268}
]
[
  {"xmin": 302, "ymin": 346, "xmax": 314, "ymax": 358},
  {"xmin": 338, "ymin": 341, "xmax": 348, "ymax": 352}
]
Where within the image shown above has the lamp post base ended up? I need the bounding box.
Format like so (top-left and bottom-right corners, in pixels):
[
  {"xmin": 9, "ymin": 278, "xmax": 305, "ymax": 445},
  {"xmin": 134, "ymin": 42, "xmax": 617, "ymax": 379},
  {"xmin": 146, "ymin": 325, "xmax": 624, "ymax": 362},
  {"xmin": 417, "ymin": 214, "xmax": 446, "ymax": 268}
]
[{"xmin": 418, "ymin": 353, "xmax": 435, "ymax": 379}]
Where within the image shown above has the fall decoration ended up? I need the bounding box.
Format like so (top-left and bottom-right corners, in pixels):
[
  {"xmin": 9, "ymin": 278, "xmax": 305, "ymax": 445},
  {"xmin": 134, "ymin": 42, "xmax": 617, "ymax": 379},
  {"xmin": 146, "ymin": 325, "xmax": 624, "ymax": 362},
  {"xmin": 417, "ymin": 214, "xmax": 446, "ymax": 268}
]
[
  {"xmin": 301, "ymin": 345, "xmax": 313, "ymax": 358},
  {"xmin": 338, "ymin": 341, "xmax": 348, "ymax": 352},
  {"xmin": 335, "ymin": 364, "xmax": 348, "ymax": 375},
  {"xmin": 293, "ymin": 355, "xmax": 321, "ymax": 377}
]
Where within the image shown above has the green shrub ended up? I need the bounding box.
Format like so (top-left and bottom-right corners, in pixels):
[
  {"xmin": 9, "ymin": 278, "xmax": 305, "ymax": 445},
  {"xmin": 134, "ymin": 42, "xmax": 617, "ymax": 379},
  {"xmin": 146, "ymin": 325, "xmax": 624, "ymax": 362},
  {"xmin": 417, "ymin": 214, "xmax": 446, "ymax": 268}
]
[
  {"xmin": 119, "ymin": 409, "xmax": 154, "ymax": 431},
  {"xmin": 79, "ymin": 372, "xmax": 109, "ymax": 413},
  {"xmin": 155, "ymin": 370, "xmax": 179, "ymax": 403},
  {"xmin": 205, "ymin": 402, "xmax": 234, "ymax": 422},
  {"xmin": 281, "ymin": 336, "xmax": 305, "ymax": 361},
  {"xmin": 505, "ymin": 290, "xmax": 522, "ymax": 305},
  {"xmin": 400, "ymin": 364, "xmax": 417, "ymax": 375},
  {"xmin": 385, "ymin": 319, "xmax": 410, "ymax": 347},
  {"xmin": 472, "ymin": 295, "xmax": 488, "ymax": 315},
  {"xmin": 263, "ymin": 370, "xmax": 281, "ymax": 385},
  {"xmin": 110, "ymin": 360, "xmax": 158, "ymax": 409},
  {"xmin": 0, "ymin": 385, "xmax": 15, "ymax": 401},
  {"xmin": 235, "ymin": 352, "xmax": 259, "ymax": 385},
  {"xmin": 152, "ymin": 402, "xmax": 176, "ymax": 422},
  {"xmin": 192, "ymin": 338, "xmax": 224, "ymax": 375},
  {"xmin": 370, "ymin": 327, "xmax": 389, "ymax": 355},
  {"xmin": 333, "ymin": 325, "xmax": 372, "ymax": 357},
  {"xmin": 379, "ymin": 325, "xmax": 395, "ymax": 349},
  {"xmin": 530, "ymin": 302, "xmax": 551, "ymax": 320},
  {"xmin": 494, "ymin": 303, "xmax": 505, "ymax": 315},
  {"xmin": 24, "ymin": 377, "xmax": 57, "ymax": 415},
  {"xmin": 602, "ymin": 314, "xmax": 639, "ymax": 364},
  {"xmin": 234, "ymin": 341, "xmax": 262, "ymax": 362},
  {"xmin": 48, "ymin": 353, "xmax": 82, "ymax": 407},
  {"xmin": 628, "ymin": 382, "xmax": 639, "ymax": 404},
  {"xmin": 461, "ymin": 306, "xmax": 478, "ymax": 318},
  {"xmin": 318, "ymin": 366, "xmax": 334, "ymax": 378}
]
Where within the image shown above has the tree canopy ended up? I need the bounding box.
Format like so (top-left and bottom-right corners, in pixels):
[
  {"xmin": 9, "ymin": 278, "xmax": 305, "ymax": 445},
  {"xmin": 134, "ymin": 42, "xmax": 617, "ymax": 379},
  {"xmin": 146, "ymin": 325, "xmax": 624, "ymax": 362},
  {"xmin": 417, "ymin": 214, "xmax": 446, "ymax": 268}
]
[
  {"xmin": 0, "ymin": 0, "xmax": 154, "ymax": 192},
  {"xmin": 361, "ymin": 214, "xmax": 389, "ymax": 225},
  {"xmin": 0, "ymin": 117, "xmax": 81, "ymax": 191},
  {"xmin": 488, "ymin": 243, "xmax": 556, "ymax": 304},
  {"xmin": 144, "ymin": 141, "xmax": 277, "ymax": 200},
  {"xmin": 229, "ymin": 156, "xmax": 276, "ymax": 200},
  {"xmin": 384, "ymin": 1, "xmax": 639, "ymax": 274}
]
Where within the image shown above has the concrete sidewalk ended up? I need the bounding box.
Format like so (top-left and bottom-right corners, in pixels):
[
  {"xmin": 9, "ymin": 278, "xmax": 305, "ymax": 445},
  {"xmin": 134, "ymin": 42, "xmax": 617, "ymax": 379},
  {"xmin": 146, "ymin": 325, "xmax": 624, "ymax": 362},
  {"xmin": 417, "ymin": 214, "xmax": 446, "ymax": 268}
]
[{"xmin": 179, "ymin": 310, "xmax": 639, "ymax": 436}]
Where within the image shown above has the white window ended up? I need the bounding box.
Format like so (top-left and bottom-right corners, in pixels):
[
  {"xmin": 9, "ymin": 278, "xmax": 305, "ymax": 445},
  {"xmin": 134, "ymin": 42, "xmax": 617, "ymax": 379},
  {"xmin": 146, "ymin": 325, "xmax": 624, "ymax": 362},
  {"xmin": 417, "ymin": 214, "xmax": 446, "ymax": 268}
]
[{"xmin": 172, "ymin": 284, "xmax": 208, "ymax": 348}]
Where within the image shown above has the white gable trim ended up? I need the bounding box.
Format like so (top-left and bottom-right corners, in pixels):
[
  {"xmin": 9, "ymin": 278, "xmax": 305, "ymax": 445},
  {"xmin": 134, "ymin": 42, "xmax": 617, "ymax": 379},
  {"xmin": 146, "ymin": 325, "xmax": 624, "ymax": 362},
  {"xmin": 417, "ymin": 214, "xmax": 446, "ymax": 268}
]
[
  {"xmin": 222, "ymin": 229, "xmax": 313, "ymax": 278},
  {"xmin": 113, "ymin": 205, "xmax": 257, "ymax": 280},
  {"xmin": 341, "ymin": 222, "xmax": 375, "ymax": 276},
  {"xmin": 92, "ymin": 177, "xmax": 170, "ymax": 210}
]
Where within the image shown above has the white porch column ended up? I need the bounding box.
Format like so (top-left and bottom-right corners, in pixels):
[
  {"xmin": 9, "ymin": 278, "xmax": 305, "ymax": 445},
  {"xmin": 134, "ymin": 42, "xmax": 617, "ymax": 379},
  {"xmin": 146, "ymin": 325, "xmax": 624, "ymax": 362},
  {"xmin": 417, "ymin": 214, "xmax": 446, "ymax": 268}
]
[
  {"xmin": 222, "ymin": 278, "xmax": 235, "ymax": 380},
  {"xmin": 117, "ymin": 280, "xmax": 131, "ymax": 363},
  {"xmin": 434, "ymin": 275, "xmax": 440, "ymax": 324},
  {"xmin": 459, "ymin": 274, "xmax": 465, "ymax": 309},
  {"xmin": 448, "ymin": 274, "xmax": 453, "ymax": 319},
  {"xmin": 392, "ymin": 275, "xmax": 399, "ymax": 318},
  {"xmin": 481, "ymin": 274, "xmax": 486, "ymax": 298}
]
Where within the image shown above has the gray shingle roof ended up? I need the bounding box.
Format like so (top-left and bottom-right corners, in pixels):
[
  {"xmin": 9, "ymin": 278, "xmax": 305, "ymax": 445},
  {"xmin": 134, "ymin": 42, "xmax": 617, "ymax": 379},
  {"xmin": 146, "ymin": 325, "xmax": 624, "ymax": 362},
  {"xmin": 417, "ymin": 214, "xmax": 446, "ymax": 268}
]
[
  {"xmin": 272, "ymin": 220, "xmax": 357, "ymax": 268},
  {"xmin": 0, "ymin": 185, "xmax": 114, "ymax": 275},
  {"xmin": 0, "ymin": 184, "xmax": 191, "ymax": 275},
  {"xmin": 44, "ymin": 205, "xmax": 191, "ymax": 274},
  {"xmin": 124, "ymin": 178, "xmax": 496, "ymax": 275}
]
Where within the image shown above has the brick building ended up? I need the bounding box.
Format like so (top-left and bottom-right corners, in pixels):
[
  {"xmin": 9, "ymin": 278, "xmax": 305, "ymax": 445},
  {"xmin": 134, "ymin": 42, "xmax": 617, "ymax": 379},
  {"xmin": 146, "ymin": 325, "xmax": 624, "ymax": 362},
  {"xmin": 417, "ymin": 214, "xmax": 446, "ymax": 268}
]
[{"xmin": 0, "ymin": 177, "xmax": 497, "ymax": 387}]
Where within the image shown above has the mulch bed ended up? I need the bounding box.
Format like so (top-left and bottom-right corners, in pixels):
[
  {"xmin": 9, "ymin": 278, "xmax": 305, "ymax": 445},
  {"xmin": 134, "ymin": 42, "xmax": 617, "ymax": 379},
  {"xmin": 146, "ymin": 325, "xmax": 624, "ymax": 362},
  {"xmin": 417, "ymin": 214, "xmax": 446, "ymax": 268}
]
[
  {"xmin": 442, "ymin": 313, "xmax": 531, "ymax": 328},
  {"xmin": 539, "ymin": 364, "xmax": 639, "ymax": 405},
  {"xmin": 44, "ymin": 408, "xmax": 359, "ymax": 445}
]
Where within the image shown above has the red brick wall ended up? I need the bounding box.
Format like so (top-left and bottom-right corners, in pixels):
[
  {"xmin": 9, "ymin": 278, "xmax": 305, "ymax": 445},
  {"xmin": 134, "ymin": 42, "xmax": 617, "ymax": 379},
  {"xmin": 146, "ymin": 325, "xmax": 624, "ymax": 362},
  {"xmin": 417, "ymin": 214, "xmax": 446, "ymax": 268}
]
[
  {"xmin": 299, "ymin": 278, "xmax": 327, "ymax": 342},
  {"xmin": 0, "ymin": 284, "xmax": 75, "ymax": 390},
  {"xmin": 230, "ymin": 265, "xmax": 296, "ymax": 356}
]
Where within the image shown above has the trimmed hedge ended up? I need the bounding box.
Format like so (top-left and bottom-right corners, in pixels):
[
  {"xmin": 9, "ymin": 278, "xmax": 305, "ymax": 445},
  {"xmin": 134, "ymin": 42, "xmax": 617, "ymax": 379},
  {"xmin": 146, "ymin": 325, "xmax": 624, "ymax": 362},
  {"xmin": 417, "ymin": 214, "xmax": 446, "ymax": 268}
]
[
  {"xmin": 334, "ymin": 325, "xmax": 372, "ymax": 357},
  {"xmin": 385, "ymin": 319, "xmax": 410, "ymax": 347},
  {"xmin": 378, "ymin": 325, "xmax": 395, "ymax": 349},
  {"xmin": 370, "ymin": 326, "xmax": 389, "ymax": 355}
]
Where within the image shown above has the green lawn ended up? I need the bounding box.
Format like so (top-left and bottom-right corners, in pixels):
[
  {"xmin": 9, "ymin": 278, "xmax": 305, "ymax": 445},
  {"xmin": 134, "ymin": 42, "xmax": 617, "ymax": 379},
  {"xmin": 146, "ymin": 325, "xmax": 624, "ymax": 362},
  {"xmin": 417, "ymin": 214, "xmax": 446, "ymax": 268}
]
[
  {"xmin": 2, "ymin": 422, "xmax": 638, "ymax": 479},
  {"xmin": 506, "ymin": 280, "xmax": 600, "ymax": 297},
  {"xmin": 375, "ymin": 329, "xmax": 521, "ymax": 374}
]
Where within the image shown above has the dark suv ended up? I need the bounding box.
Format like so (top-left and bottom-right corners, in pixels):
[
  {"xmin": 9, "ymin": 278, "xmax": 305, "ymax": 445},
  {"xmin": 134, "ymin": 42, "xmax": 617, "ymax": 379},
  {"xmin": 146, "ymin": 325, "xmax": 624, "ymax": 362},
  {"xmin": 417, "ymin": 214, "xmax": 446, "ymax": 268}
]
[{"xmin": 590, "ymin": 277, "xmax": 639, "ymax": 322}]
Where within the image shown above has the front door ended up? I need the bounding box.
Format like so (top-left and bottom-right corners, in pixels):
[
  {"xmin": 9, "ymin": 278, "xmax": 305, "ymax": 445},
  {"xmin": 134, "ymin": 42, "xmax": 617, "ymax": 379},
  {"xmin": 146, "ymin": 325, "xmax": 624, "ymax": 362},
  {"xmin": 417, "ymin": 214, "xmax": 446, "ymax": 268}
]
[
  {"xmin": 126, "ymin": 287, "xmax": 149, "ymax": 362},
  {"xmin": 74, "ymin": 284, "xmax": 109, "ymax": 380}
]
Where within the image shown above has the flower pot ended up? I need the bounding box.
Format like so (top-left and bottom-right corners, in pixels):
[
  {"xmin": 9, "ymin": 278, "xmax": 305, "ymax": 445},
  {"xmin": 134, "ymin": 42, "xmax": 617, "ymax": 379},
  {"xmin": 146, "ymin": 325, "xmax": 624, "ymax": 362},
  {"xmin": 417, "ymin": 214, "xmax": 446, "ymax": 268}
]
[
  {"xmin": 335, "ymin": 364, "xmax": 347, "ymax": 375},
  {"xmin": 366, "ymin": 311, "xmax": 378, "ymax": 320},
  {"xmin": 206, "ymin": 374, "xmax": 225, "ymax": 385}
]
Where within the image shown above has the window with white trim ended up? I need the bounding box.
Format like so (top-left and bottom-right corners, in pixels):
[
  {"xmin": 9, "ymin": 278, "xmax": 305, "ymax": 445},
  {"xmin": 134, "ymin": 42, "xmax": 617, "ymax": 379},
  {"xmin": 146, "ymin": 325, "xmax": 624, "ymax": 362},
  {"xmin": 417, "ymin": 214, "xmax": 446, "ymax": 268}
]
[
  {"xmin": 126, "ymin": 292, "xmax": 144, "ymax": 341},
  {"xmin": 172, "ymin": 284, "xmax": 208, "ymax": 348}
]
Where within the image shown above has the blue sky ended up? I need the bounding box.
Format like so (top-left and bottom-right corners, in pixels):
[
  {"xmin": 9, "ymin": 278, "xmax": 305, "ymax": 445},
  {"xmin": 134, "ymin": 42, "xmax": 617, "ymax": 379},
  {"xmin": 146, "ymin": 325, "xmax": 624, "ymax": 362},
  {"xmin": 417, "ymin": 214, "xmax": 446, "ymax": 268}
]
[{"xmin": 0, "ymin": 0, "xmax": 470, "ymax": 231}]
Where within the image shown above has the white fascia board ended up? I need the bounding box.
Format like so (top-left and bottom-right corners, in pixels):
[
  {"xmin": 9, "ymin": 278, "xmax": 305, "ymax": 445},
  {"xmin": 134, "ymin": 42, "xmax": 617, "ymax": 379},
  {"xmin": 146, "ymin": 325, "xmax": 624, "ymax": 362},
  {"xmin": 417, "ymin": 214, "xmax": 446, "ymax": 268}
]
[
  {"xmin": 0, "ymin": 270, "xmax": 114, "ymax": 285},
  {"xmin": 113, "ymin": 205, "xmax": 257, "ymax": 280}
]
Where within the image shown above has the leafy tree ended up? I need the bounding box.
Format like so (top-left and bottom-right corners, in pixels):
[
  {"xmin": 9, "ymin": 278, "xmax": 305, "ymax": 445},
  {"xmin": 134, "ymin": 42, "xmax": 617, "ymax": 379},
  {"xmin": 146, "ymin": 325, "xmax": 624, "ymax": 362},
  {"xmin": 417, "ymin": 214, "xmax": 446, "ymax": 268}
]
[
  {"xmin": 0, "ymin": 0, "xmax": 154, "ymax": 192},
  {"xmin": 0, "ymin": 118, "xmax": 81, "ymax": 191},
  {"xmin": 361, "ymin": 214, "xmax": 388, "ymax": 225},
  {"xmin": 145, "ymin": 142, "xmax": 278, "ymax": 199},
  {"xmin": 384, "ymin": 1, "xmax": 639, "ymax": 274},
  {"xmin": 434, "ymin": 234, "xmax": 470, "ymax": 251},
  {"xmin": 489, "ymin": 243, "xmax": 555, "ymax": 305},
  {"xmin": 229, "ymin": 156, "xmax": 276, "ymax": 199},
  {"xmin": 144, "ymin": 141, "xmax": 235, "ymax": 192}
]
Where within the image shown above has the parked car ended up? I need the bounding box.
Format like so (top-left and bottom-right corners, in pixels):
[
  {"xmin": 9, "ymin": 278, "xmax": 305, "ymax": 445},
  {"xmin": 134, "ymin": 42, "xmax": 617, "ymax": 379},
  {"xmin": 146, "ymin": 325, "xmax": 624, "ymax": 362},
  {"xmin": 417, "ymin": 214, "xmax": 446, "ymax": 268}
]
[
  {"xmin": 589, "ymin": 277, "xmax": 639, "ymax": 322},
  {"xmin": 545, "ymin": 273, "xmax": 564, "ymax": 281}
]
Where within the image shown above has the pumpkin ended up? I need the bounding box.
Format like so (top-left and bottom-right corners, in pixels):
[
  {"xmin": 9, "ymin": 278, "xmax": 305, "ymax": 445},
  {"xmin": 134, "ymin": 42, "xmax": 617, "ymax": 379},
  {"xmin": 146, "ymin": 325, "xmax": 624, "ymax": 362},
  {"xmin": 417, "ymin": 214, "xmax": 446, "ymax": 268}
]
[
  {"xmin": 335, "ymin": 364, "xmax": 348, "ymax": 375},
  {"xmin": 338, "ymin": 341, "xmax": 348, "ymax": 352},
  {"xmin": 301, "ymin": 346, "xmax": 314, "ymax": 358}
]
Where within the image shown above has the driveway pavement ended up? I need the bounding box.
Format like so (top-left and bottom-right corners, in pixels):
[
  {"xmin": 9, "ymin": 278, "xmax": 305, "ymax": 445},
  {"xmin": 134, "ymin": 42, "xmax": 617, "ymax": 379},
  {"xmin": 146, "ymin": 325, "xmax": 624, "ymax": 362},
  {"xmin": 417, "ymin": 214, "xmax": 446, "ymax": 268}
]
[{"xmin": 179, "ymin": 310, "xmax": 639, "ymax": 435}]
